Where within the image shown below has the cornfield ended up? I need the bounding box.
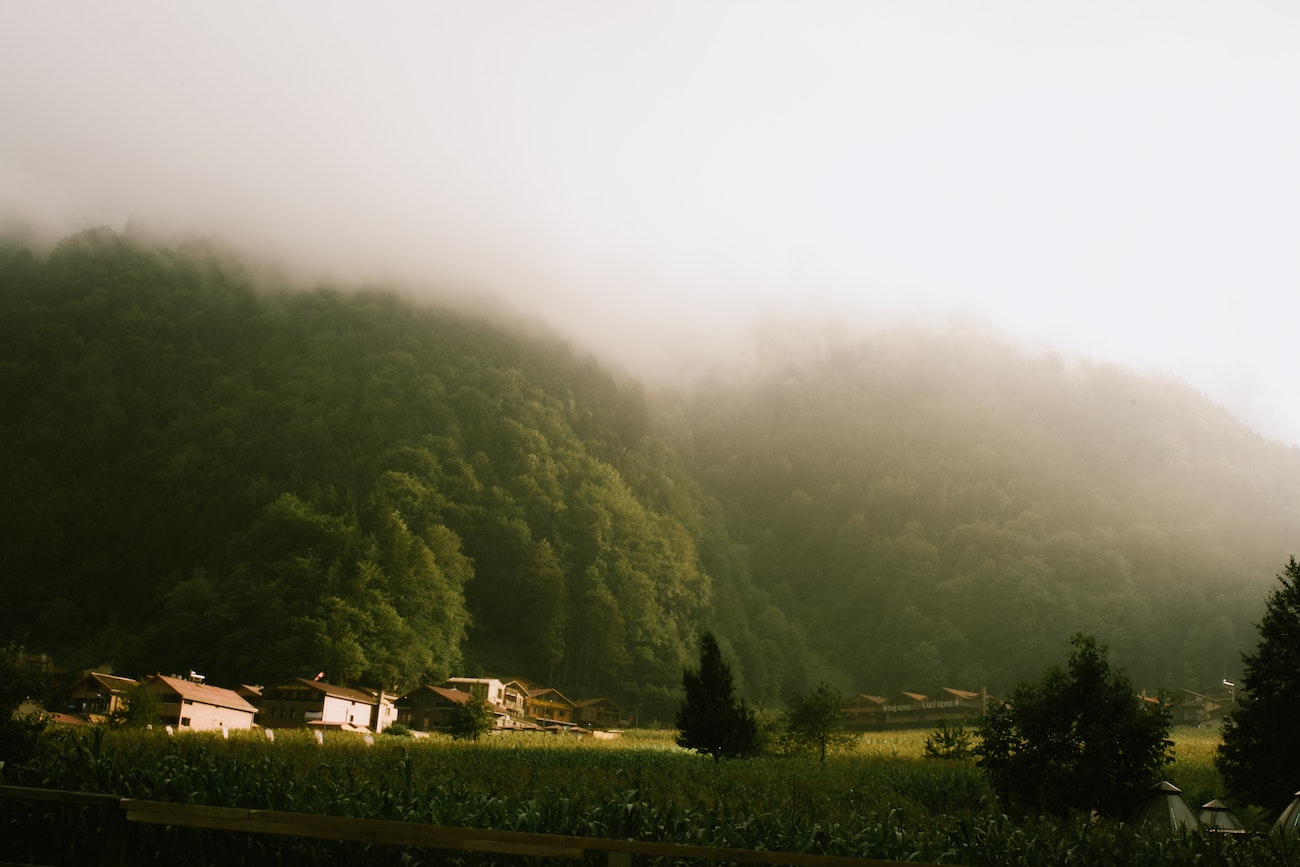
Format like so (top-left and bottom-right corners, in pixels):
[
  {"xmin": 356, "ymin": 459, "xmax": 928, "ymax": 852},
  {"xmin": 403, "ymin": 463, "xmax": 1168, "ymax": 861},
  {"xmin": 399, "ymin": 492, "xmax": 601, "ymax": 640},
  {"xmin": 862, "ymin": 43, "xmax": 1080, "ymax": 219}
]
[{"xmin": 2, "ymin": 724, "xmax": 1295, "ymax": 866}]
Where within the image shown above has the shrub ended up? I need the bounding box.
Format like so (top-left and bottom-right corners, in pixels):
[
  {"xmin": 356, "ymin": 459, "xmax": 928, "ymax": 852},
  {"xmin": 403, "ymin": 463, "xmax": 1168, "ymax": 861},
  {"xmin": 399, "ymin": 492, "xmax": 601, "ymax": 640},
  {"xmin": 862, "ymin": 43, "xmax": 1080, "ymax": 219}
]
[{"xmin": 923, "ymin": 720, "xmax": 974, "ymax": 761}]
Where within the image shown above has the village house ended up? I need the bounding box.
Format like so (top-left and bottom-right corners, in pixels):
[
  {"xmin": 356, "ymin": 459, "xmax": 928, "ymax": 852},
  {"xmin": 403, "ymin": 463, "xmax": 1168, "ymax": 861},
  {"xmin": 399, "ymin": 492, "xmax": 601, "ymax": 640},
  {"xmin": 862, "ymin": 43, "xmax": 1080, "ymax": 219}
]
[
  {"xmin": 523, "ymin": 685, "xmax": 577, "ymax": 728},
  {"xmin": 446, "ymin": 677, "xmax": 509, "ymax": 709},
  {"xmin": 64, "ymin": 672, "xmax": 138, "ymax": 722},
  {"xmin": 574, "ymin": 697, "xmax": 629, "ymax": 729},
  {"xmin": 1172, "ymin": 688, "xmax": 1231, "ymax": 728},
  {"xmin": 259, "ymin": 677, "xmax": 383, "ymax": 731},
  {"xmin": 360, "ymin": 687, "xmax": 399, "ymax": 732},
  {"xmin": 233, "ymin": 684, "xmax": 263, "ymax": 723},
  {"xmin": 146, "ymin": 673, "xmax": 258, "ymax": 732},
  {"xmin": 499, "ymin": 678, "xmax": 535, "ymax": 718},
  {"xmin": 395, "ymin": 684, "xmax": 472, "ymax": 731}
]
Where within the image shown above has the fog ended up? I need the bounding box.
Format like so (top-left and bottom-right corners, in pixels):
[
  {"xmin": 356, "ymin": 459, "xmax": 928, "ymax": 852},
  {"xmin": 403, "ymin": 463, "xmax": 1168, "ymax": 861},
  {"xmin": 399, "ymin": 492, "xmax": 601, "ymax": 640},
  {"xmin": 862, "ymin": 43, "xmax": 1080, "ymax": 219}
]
[{"xmin": 3, "ymin": 3, "xmax": 1299, "ymax": 445}]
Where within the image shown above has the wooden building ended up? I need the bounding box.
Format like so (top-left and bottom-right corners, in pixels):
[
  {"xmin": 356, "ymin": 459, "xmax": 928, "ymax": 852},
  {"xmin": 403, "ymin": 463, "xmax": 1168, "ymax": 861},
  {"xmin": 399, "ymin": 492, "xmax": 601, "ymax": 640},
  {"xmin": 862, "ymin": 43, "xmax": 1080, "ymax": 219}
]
[
  {"xmin": 64, "ymin": 672, "xmax": 138, "ymax": 722},
  {"xmin": 259, "ymin": 678, "xmax": 378, "ymax": 731},
  {"xmin": 574, "ymin": 697, "xmax": 628, "ymax": 729},
  {"xmin": 395, "ymin": 685, "xmax": 472, "ymax": 732}
]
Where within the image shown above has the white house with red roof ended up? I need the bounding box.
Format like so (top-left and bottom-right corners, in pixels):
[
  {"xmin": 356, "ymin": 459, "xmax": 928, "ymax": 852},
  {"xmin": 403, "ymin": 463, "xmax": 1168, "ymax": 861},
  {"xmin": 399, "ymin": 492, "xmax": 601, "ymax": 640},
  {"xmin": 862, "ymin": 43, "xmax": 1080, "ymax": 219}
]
[
  {"xmin": 146, "ymin": 673, "xmax": 258, "ymax": 732},
  {"xmin": 259, "ymin": 677, "xmax": 380, "ymax": 731}
]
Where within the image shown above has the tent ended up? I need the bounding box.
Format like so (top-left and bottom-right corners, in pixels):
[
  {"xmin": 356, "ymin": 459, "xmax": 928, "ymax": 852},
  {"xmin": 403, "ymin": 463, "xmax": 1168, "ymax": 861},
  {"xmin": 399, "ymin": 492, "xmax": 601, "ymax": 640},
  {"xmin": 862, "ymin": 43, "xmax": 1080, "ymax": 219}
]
[
  {"xmin": 1198, "ymin": 799, "xmax": 1245, "ymax": 834},
  {"xmin": 1137, "ymin": 781, "xmax": 1199, "ymax": 832},
  {"xmin": 1278, "ymin": 790, "xmax": 1300, "ymax": 839}
]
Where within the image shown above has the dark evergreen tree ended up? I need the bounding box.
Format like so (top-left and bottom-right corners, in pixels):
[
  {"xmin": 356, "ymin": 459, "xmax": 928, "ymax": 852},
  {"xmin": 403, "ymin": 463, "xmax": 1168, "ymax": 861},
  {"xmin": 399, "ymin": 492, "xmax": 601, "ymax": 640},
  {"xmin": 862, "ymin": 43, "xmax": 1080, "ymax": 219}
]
[
  {"xmin": 675, "ymin": 632, "xmax": 759, "ymax": 762},
  {"xmin": 1217, "ymin": 556, "xmax": 1300, "ymax": 812},
  {"xmin": 975, "ymin": 634, "xmax": 1173, "ymax": 817}
]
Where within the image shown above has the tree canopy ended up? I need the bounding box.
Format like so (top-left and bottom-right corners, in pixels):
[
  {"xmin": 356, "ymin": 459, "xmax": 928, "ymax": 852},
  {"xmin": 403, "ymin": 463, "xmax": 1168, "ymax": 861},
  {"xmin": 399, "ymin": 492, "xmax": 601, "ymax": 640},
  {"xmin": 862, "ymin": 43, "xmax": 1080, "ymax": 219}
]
[
  {"xmin": 0, "ymin": 230, "xmax": 812, "ymax": 711},
  {"xmin": 3, "ymin": 229, "xmax": 1300, "ymax": 707},
  {"xmin": 975, "ymin": 634, "xmax": 1173, "ymax": 817},
  {"xmin": 781, "ymin": 681, "xmax": 852, "ymax": 763},
  {"xmin": 1217, "ymin": 556, "xmax": 1300, "ymax": 812}
]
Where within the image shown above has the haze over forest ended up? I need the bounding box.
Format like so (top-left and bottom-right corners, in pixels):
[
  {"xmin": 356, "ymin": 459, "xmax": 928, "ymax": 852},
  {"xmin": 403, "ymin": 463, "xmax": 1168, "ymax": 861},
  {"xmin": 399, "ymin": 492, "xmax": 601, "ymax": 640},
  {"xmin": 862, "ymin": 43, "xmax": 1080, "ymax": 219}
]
[
  {"xmin": 4, "ymin": 5, "xmax": 1299, "ymax": 717},
  {"xmin": 3, "ymin": 229, "xmax": 1298, "ymax": 721},
  {"xmin": 4, "ymin": 5, "xmax": 1300, "ymax": 447}
]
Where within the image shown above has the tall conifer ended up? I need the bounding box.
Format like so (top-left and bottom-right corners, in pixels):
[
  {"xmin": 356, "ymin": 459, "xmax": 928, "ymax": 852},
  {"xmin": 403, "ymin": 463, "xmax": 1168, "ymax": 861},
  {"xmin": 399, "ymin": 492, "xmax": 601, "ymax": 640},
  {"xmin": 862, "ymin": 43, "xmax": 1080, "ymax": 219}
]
[
  {"xmin": 675, "ymin": 632, "xmax": 759, "ymax": 761},
  {"xmin": 1217, "ymin": 556, "xmax": 1300, "ymax": 811}
]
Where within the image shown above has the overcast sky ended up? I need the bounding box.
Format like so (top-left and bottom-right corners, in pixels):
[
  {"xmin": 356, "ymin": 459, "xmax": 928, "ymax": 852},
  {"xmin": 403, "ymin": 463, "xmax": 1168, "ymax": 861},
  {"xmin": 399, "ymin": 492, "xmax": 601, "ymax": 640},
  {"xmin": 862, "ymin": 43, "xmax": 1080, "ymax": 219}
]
[{"xmin": 3, "ymin": 3, "xmax": 1298, "ymax": 445}]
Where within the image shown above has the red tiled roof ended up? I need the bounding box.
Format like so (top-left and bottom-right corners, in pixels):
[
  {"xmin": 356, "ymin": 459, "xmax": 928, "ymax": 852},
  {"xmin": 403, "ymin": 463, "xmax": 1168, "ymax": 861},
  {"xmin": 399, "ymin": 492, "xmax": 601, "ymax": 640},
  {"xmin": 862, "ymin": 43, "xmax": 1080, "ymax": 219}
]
[
  {"xmin": 149, "ymin": 674, "xmax": 258, "ymax": 714},
  {"xmin": 70, "ymin": 672, "xmax": 138, "ymax": 693},
  {"xmin": 941, "ymin": 688, "xmax": 980, "ymax": 700},
  {"xmin": 280, "ymin": 677, "xmax": 379, "ymax": 705}
]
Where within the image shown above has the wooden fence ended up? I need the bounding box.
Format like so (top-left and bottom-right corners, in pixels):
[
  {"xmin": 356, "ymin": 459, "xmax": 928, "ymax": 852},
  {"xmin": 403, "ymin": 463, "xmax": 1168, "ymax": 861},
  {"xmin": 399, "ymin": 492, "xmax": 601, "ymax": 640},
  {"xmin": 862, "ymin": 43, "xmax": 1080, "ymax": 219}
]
[{"xmin": 0, "ymin": 784, "xmax": 962, "ymax": 867}]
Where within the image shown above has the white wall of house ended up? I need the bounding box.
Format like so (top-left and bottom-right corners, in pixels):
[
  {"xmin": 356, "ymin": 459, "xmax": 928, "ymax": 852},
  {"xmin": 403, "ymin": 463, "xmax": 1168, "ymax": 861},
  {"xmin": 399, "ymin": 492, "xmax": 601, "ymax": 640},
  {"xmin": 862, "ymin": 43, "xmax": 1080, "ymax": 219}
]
[
  {"xmin": 170, "ymin": 700, "xmax": 255, "ymax": 732},
  {"xmin": 317, "ymin": 695, "xmax": 373, "ymax": 728},
  {"xmin": 447, "ymin": 678, "xmax": 507, "ymax": 709}
]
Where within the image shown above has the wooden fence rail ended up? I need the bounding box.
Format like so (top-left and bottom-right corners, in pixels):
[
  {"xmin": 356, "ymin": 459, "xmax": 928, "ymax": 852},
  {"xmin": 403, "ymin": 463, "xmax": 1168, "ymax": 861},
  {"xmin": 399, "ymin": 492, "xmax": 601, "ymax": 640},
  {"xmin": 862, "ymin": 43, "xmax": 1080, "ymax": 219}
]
[{"xmin": 0, "ymin": 784, "xmax": 963, "ymax": 867}]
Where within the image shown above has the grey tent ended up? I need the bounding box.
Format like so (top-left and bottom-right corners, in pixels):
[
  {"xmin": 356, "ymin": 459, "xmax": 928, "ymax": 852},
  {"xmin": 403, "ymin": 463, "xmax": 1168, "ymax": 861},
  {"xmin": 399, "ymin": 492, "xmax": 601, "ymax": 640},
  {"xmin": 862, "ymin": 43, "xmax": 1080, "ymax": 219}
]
[
  {"xmin": 1278, "ymin": 790, "xmax": 1300, "ymax": 839},
  {"xmin": 1138, "ymin": 781, "xmax": 1199, "ymax": 832},
  {"xmin": 1198, "ymin": 798, "xmax": 1245, "ymax": 834}
]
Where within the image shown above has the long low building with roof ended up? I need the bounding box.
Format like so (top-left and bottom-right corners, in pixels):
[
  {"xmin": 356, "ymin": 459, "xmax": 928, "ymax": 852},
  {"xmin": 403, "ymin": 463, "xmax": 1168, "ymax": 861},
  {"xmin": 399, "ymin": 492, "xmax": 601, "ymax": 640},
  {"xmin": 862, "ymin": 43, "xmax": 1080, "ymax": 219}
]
[{"xmin": 844, "ymin": 687, "xmax": 988, "ymax": 729}]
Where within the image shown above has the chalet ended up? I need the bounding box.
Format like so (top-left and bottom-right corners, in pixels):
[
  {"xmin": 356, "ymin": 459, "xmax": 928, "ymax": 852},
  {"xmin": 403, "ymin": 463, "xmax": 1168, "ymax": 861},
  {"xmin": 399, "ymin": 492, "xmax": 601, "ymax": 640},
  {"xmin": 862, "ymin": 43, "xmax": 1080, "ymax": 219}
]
[
  {"xmin": 146, "ymin": 674, "xmax": 258, "ymax": 732},
  {"xmin": 234, "ymin": 684, "xmax": 263, "ymax": 723},
  {"xmin": 259, "ymin": 678, "xmax": 377, "ymax": 731},
  {"xmin": 574, "ymin": 697, "xmax": 628, "ymax": 729},
  {"xmin": 524, "ymin": 686, "xmax": 576, "ymax": 727},
  {"xmin": 358, "ymin": 687, "xmax": 398, "ymax": 733},
  {"xmin": 65, "ymin": 672, "xmax": 138, "ymax": 722},
  {"xmin": 1172, "ymin": 688, "xmax": 1230, "ymax": 728},
  {"xmin": 396, "ymin": 685, "xmax": 471, "ymax": 732},
  {"xmin": 446, "ymin": 677, "xmax": 508, "ymax": 710},
  {"xmin": 499, "ymin": 678, "xmax": 535, "ymax": 718}
]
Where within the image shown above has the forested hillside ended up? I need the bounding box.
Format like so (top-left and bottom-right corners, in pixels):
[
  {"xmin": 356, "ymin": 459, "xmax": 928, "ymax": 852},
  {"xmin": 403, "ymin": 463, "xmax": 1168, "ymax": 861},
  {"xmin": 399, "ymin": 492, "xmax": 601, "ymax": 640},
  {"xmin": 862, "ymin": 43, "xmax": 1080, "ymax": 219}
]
[
  {"xmin": 3, "ymin": 229, "xmax": 1297, "ymax": 709},
  {"xmin": 682, "ymin": 331, "xmax": 1300, "ymax": 693},
  {"xmin": 0, "ymin": 229, "xmax": 817, "ymax": 716}
]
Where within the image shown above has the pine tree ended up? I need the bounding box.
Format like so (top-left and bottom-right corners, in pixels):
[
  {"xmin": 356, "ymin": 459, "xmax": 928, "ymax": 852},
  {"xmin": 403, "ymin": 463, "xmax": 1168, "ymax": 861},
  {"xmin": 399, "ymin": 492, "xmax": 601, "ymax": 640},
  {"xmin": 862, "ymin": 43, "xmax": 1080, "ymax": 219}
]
[
  {"xmin": 1217, "ymin": 556, "xmax": 1300, "ymax": 811},
  {"xmin": 675, "ymin": 633, "xmax": 759, "ymax": 762}
]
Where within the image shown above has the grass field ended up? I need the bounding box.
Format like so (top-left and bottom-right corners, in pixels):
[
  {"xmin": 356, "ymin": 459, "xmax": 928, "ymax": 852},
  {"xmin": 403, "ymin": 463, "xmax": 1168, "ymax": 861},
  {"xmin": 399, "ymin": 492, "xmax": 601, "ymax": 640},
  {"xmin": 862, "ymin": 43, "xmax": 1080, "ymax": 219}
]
[{"xmin": 2, "ymin": 722, "xmax": 1296, "ymax": 866}]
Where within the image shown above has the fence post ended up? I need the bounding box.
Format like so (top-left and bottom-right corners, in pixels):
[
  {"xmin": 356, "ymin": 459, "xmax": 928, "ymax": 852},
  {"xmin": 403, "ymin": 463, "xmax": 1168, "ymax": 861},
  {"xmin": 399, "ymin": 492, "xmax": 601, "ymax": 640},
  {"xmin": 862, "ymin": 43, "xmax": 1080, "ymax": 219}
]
[
  {"xmin": 607, "ymin": 852, "xmax": 633, "ymax": 867},
  {"xmin": 99, "ymin": 800, "xmax": 128, "ymax": 867}
]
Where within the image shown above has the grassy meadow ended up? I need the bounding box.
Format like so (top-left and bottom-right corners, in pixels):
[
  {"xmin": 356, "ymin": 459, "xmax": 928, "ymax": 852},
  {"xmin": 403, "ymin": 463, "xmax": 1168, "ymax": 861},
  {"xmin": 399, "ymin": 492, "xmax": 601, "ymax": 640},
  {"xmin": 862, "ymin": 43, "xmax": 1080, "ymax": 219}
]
[{"xmin": 3, "ymin": 723, "xmax": 1297, "ymax": 866}]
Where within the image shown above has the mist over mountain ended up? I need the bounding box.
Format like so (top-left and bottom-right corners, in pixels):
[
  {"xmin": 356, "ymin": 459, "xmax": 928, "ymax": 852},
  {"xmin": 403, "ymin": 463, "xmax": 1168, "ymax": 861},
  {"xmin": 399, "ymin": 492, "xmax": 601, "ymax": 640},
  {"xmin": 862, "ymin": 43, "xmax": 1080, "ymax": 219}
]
[
  {"xmin": 3, "ymin": 230, "xmax": 1295, "ymax": 712},
  {"xmin": 682, "ymin": 328, "xmax": 1300, "ymax": 692}
]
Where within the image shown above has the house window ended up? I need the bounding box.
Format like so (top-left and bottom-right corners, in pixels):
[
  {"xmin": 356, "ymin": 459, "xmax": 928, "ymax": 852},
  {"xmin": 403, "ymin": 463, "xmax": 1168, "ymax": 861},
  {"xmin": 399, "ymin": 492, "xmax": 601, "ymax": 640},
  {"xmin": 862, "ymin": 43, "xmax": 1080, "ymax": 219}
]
[{"xmin": 180, "ymin": 718, "xmax": 191, "ymax": 727}]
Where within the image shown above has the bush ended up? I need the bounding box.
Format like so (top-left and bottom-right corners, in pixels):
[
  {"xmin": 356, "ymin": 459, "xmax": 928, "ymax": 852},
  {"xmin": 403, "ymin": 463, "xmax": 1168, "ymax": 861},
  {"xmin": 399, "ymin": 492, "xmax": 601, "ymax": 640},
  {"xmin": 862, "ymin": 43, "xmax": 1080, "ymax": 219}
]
[
  {"xmin": 0, "ymin": 645, "xmax": 49, "ymax": 771},
  {"xmin": 923, "ymin": 720, "xmax": 974, "ymax": 760}
]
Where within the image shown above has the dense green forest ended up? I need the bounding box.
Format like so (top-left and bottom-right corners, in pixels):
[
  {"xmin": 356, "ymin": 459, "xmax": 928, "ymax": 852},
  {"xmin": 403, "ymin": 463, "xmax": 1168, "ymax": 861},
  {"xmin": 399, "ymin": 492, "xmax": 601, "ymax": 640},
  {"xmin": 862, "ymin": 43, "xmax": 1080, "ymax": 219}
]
[
  {"xmin": 684, "ymin": 327, "xmax": 1300, "ymax": 693},
  {"xmin": 2, "ymin": 229, "xmax": 1297, "ymax": 714}
]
